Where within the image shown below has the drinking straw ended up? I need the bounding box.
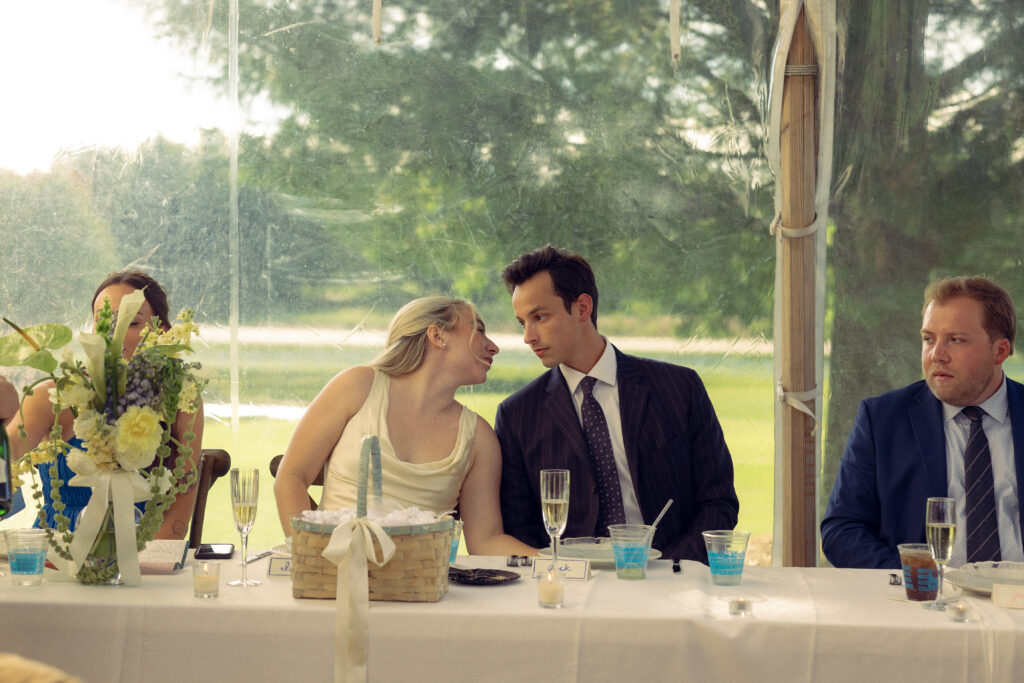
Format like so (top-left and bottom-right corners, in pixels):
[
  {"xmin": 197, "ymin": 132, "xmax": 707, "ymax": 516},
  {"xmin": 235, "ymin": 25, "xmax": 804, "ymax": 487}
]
[{"xmin": 647, "ymin": 499, "xmax": 673, "ymax": 545}]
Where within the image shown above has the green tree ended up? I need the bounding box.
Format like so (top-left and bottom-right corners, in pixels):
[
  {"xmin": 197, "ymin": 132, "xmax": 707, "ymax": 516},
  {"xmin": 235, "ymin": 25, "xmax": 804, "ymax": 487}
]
[
  {"xmin": 55, "ymin": 135, "xmax": 343, "ymax": 323},
  {"xmin": 0, "ymin": 169, "xmax": 117, "ymax": 325},
  {"xmin": 824, "ymin": 0, "xmax": 1024, "ymax": 507},
  {"xmin": 145, "ymin": 0, "xmax": 777, "ymax": 335}
]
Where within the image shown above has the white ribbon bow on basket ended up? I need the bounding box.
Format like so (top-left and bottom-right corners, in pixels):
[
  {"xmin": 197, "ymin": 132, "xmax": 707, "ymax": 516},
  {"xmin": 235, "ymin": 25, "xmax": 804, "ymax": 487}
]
[
  {"xmin": 322, "ymin": 516, "xmax": 396, "ymax": 683},
  {"xmin": 319, "ymin": 434, "xmax": 396, "ymax": 683}
]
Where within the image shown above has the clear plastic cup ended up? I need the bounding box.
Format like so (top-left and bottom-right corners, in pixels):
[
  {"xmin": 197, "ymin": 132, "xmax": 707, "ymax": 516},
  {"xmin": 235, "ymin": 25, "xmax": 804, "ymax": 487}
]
[
  {"xmin": 897, "ymin": 542, "xmax": 938, "ymax": 601},
  {"xmin": 608, "ymin": 524, "xmax": 653, "ymax": 580},
  {"xmin": 702, "ymin": 530, "xmax": 750, "ymax": 586},
  {"xmin": 449, "ymin": 520, "xmax": 464, "ymax": 563},
  {"xmin": 5, "ymin": 529, "xmax": 49, "ymax": 586}
]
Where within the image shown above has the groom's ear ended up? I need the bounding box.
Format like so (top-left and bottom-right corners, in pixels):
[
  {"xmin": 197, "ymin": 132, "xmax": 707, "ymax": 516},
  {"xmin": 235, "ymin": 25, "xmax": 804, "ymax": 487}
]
[{"xmin": 574, "ymin": 294, "xmax": 594, "ymax": 324}]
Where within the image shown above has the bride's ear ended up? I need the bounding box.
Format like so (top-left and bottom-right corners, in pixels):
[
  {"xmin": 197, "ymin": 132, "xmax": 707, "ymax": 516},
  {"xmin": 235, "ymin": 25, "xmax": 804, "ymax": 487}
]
[{"xmin": 427, "ymin": 324, "xmax": 447, "ymax": 350}]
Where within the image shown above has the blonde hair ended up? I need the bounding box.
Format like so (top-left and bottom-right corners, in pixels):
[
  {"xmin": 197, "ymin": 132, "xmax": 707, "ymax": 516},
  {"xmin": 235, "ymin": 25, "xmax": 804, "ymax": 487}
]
[{"xmin": 371, "ymin": 296, "xmax": 476, "ymax": 376}]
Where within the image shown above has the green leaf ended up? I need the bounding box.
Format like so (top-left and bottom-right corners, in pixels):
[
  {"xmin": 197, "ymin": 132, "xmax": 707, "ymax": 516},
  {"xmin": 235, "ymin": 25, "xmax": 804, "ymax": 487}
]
[
  {"xmin": 148, "ymin": 343, "xmax": 192, "ymax": 356},
  {"xmin": 22, "ymin": 349, "xmax": 58, "ymax": 373},
  {"xmin": 0, "ymin": 323, "xmax": 73, "ymax": 366}
]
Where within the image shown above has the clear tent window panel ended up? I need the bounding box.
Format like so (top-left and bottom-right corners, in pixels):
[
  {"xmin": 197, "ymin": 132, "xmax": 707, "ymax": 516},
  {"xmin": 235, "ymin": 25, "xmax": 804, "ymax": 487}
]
[{"xmin": 3, "ymin": 1, "xmax": 795, "ymax": 556}]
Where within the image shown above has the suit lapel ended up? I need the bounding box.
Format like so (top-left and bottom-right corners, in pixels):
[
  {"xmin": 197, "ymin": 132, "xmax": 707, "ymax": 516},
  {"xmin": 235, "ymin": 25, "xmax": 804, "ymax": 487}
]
[
  {"xmin": 1005, "ymin": 379, "xmax": 1024, "ymax": 532},
  {"xmin": 544, "ymin": 369, "xmax": 589, "ymax": 465},
  {"xmin": 614, "ymin": 349, "xmax": 648, "ymax": 489},
  {"xmin": 908, "ymin": 383, "xmax": 948, "ymax": 497}
]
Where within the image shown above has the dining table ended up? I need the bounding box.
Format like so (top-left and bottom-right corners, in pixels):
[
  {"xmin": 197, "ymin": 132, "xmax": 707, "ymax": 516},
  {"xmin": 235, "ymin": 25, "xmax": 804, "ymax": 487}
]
[{"xmin": 1, "ymin": 553, "xmax": 1023, "ymax": 682}]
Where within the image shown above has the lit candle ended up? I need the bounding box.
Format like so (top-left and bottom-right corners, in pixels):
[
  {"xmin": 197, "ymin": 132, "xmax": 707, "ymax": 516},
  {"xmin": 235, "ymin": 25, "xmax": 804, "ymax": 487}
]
[
  {"xmin": 538, "ymin": 571, "xmax": 564, "ymax": 608},
  {"xmin": 193, "ymin": 561, "xmax": 220, "ymax": 598}
]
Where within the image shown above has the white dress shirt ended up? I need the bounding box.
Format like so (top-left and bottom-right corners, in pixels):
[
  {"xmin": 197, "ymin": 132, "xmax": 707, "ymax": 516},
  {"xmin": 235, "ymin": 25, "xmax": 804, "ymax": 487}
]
[
  {"xmin": 559, "ymin": 340, "xmax": 645, "ymax": 526},
  {"xmin": 943, "ymin": 375, "xmax": 1023, "ymax": 566}
]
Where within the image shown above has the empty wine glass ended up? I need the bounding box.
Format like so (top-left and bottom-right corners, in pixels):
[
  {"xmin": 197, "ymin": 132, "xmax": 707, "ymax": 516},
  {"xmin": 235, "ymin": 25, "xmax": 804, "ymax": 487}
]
[
  {"xmin": 227, "ymin": 468, "xmax": 261, "ymax": 587},
  {"xmin": 540, "ymin": 469, "xmax": 570, "ymax": 573},
  {"xmin": 924, "ymin": 496, "xmax": 955, "ymax": 610}
]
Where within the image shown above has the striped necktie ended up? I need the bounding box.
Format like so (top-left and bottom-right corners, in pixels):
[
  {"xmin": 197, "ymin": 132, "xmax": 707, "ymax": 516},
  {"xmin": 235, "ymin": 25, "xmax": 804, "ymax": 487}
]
[{"xmin": 962, "ymin": 406, "xmax": 1001, "ymax": 563}]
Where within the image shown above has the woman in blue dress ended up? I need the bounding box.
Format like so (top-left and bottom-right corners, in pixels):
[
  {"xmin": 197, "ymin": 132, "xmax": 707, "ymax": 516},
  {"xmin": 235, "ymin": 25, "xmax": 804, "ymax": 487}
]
[{"xmin": 8, "ymin": 271, "xmax": 204, "ymax": 539}]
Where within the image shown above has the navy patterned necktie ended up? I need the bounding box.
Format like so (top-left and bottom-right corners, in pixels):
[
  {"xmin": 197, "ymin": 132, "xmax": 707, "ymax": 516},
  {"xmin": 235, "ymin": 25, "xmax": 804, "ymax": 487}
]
[
  {"xmin": 579, "ymin": 376, "xmax": 626, "ymax": 534},
  {"xmin": 963, "ymin": 406, "xmax": 1001, "ymax": 563}
]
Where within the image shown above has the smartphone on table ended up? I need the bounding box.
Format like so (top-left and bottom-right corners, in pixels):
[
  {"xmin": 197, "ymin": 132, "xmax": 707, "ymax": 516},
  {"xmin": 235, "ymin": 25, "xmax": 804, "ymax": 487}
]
[{"xmin": 195, "ymin": 543, "xmax": 235, "ymax": 560}]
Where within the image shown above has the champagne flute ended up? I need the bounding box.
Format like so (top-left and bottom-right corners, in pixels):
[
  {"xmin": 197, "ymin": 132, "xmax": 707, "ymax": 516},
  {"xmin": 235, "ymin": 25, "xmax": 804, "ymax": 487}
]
[
  {"xmin": 540, "ymin": 469, "xmax": 570, "ymax": 573},
  {"xmin": 227, "ymin": 468, "xmax": 261, "ymax": 587},
  {"xmin": 924, "ymin": 496, "xmax": 956, "ymax": 610}
]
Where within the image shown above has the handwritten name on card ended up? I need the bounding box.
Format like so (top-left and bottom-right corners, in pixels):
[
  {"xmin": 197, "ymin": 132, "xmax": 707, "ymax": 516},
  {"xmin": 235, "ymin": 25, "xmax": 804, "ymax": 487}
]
[
  {"xmin": 992, "ymin": 584, "xmax": 1024, "ymax": 609},
  {"xmin": 531, "ymin": 558, "xmax": 590, "ymax": 580},
  {"xmin": 268, "ymin": 557, "xmax": 292, "ymax": 577}
]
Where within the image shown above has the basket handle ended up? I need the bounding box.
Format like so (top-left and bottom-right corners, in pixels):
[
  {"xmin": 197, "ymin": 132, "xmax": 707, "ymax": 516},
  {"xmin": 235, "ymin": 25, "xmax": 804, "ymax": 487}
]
[{"xmin": 356, "ymin": 434, "xmax": 383, "ymax": 518}]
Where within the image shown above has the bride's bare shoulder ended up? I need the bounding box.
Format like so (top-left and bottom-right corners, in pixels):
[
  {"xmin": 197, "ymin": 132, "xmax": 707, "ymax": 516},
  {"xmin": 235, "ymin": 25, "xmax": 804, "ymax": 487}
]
[{"xmin": 316, "ymin": 365, "xmax": 376, "ymax": 403}]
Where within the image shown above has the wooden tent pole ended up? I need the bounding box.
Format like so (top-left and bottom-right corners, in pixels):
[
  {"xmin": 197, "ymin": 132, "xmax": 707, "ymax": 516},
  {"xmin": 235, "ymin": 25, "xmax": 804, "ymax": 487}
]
[{"xmin": 779, "ymin": 5, "xmax": 818, "ymax": 567}]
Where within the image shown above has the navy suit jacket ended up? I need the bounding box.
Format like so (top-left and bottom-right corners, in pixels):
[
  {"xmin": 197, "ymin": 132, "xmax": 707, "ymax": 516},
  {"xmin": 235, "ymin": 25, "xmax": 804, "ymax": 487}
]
[
  {"xmin": 495, "ymin": 347, "xmax": 738, "ymax": 562},
  {"xmin": 821, "ymin": 378, "xmax": 1024, "ymax": 569}
]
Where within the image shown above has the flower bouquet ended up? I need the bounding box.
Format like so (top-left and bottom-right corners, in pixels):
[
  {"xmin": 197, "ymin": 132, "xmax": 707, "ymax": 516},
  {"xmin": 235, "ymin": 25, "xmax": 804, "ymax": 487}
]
[{"xmin": 0, "ymin": 289, "xmax": 209, "ymax": 585}]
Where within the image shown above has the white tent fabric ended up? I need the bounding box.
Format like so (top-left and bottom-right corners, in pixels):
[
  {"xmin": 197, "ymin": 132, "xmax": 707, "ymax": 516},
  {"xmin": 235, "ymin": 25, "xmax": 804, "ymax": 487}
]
[{"xmin": 767, "ymin": 0, "xmax": 836, "ymax": 566}]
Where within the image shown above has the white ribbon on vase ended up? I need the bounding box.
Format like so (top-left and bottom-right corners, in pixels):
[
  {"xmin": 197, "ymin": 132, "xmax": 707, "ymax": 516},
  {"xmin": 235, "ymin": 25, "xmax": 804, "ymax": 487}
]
[
  {"xmin": 321, "ymin": 517, "xmax": 396, "ymax": 683},
  {"xmin": 66, "ymin": 469, "xmax": 154, "ymax": 586}
]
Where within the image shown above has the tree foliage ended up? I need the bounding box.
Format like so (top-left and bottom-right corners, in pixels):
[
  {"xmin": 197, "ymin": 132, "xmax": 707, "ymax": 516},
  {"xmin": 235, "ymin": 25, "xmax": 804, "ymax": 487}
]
[
  {"xmin": 143, "ymin": 0, "xmax": 778, "ymax": 334},
  {"xmin": 824, "ymin": 0, "xmax": 1024, "ymax": 507}
]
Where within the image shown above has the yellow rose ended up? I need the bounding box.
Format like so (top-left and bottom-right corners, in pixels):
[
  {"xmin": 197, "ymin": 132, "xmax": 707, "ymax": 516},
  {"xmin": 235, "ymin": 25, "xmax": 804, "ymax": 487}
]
[{"xmin": 114, "ymin": 406, "xmax": 163, "ymax": 470}]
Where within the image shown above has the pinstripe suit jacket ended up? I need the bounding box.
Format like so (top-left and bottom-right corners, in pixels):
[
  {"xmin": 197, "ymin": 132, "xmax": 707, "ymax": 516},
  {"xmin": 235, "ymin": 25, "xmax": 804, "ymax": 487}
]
[{"xmin": 495, "ymin": 347, "xmax": 739, "ymax": 562}]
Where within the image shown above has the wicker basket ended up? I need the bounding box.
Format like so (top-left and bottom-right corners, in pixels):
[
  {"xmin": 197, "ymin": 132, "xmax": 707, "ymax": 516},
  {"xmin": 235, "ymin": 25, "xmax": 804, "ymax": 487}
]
[{"xmin": 290, "ymin": 435, "xmax": 456, "ymax": 602}]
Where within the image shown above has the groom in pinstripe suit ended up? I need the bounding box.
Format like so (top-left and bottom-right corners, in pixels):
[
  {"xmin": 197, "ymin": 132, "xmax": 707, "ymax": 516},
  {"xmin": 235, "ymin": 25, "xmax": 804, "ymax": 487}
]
[{"xmin": 494, "ymin": 246, "xmax": 738, "ymax": 562}]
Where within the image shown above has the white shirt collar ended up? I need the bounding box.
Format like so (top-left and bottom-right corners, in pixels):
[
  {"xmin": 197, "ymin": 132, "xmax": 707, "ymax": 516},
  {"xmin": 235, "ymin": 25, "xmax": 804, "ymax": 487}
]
[
  {"xmin": 559, "ymin": 338, "xmax": 617, "ymax": 395},
  {"xmin": 941, "ymin": 372, "xmax": 1009, "ymax": 425}
]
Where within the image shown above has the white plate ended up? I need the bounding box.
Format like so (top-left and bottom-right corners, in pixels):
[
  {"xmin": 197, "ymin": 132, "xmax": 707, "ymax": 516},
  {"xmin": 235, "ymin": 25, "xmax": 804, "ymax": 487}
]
[
  {"xmin": 271, "ymin": 542, "xmax": 291, "ymax": 557},
  {"xmin": 538, "ymin": 537, "xmax": 662, "ymax": 568},
  {"xmin": 946, "ymin": 561, "xmax": 1024, "ymax": 595}
]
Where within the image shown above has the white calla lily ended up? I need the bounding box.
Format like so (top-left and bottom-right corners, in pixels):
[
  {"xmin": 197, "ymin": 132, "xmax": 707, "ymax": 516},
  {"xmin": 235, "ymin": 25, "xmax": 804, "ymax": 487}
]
[
  {"xmin": 78, "ymin": 332, "xmax": 108, "ymax": 411},
  {"xmin": 109, "ymin": 288, "xmax": 146, "ymax": 357}
]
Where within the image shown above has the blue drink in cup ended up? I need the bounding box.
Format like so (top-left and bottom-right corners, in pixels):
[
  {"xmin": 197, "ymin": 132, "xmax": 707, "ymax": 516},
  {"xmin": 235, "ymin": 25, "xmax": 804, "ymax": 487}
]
[
  {"xmin": 449, "ymin": 520, "xmax": 463, "ymax": 563},
  {"xmin": 702, "ymin": 530, "xmax": 750, "ymax": 586},
  {"xmin": 5, "ymin": 528, "xmax": 49, "ymax": 586},
  {"xmin": 608, "ymin": 524, "xmax": 653, "ymax": 580}
]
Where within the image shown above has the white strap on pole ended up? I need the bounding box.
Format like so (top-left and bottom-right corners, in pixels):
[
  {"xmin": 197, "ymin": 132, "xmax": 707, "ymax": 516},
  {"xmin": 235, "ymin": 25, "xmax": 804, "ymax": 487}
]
[
  {"xmin": 769, "ymin": 211, "xmax": 825, "ymax": 239},
  {"xmin": 776, "ymin": 381, "xmax": 821, "ymax": 424}
]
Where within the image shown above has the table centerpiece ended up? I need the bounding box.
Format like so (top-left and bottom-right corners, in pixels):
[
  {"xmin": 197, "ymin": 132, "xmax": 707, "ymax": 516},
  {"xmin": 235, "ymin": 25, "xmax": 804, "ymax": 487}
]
[{"xmin": 0, "ymin": 289, "xmax": 209, "ymax": 585}]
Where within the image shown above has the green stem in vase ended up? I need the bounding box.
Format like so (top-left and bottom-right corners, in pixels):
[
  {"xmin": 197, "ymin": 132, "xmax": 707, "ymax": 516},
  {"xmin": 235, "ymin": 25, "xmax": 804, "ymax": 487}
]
[{"xmin": 76, "ymin": 504, "xmax": 121, "ymax": 585}]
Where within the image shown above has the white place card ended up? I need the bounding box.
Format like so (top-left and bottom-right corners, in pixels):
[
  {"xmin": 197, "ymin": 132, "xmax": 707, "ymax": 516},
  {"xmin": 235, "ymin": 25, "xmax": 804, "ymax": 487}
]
[
  {"xmin": 531, "ymin": 558, "xmax": 590, "ymax": 580},
  {"xmin": 991, "ymin": 583, "xmax": 1024, "ymax": 609},
  {"xmin": 268, "ymin": 556, "xmax": 292, "ymax": 577}
]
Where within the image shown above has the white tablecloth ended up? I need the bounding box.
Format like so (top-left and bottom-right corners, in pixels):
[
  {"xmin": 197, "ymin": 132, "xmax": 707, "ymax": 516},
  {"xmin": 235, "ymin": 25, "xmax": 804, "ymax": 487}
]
[{"xmin": 1, "ymin": 556, "xmax": 1021, "ymax": 682}]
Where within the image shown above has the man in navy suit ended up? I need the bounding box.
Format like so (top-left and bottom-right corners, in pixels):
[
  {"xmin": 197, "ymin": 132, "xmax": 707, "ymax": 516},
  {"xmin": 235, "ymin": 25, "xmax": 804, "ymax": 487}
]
[
  {"xmin": 822, "ymin": 276, "xmax": 1024, "ymax": 568},
  {"xmin": 494, "ymin": 245, "xmax": 738, "ymax": 562}
]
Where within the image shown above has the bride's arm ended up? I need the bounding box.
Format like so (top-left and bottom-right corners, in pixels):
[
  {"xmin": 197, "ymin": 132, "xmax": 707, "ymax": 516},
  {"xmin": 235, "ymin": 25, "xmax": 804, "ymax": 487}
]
[
  {"xmin": 274, "ymin": 366, "xmax": 374, "ymax": 536},
  {"xmin": 459, "ymin": 418, "xmax": 539, "ymax": 556}
]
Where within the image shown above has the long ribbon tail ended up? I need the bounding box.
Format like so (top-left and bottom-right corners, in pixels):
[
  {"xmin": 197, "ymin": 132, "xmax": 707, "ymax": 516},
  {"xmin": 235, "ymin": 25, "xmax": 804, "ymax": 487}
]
[
  {"xmin": 69, "ymin": 477, "xmax": 112, "ymax": 576},
  {"xmin": 322, "ymin": 519, "xmax": 396, "ymax": 683},
  {"xmin": 110, "ymin": 474, "xmax": 141, "ymax": 586}
]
